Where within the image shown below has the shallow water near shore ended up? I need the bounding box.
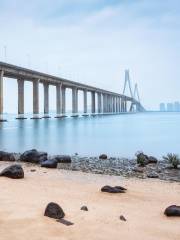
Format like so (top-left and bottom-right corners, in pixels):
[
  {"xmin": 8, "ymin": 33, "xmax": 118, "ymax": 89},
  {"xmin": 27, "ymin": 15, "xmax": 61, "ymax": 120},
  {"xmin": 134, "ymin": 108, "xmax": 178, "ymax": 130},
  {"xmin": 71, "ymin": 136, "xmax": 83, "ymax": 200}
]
[{"xmin": 0, "ymin": 112, "xmax": 180, "ymax": 158}]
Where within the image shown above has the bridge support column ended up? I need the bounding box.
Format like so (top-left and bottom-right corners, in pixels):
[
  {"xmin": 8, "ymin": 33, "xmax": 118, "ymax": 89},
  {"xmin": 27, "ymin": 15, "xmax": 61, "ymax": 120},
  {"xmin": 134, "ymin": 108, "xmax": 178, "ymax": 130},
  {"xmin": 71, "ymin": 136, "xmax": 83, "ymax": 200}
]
[
  {"xmin": 16, "ymin": 79, "xmax": 26, "ymax": 119},
  {"xmin": 55, "ymin": 83, "xmax": 62, "ymax": 117},
  {"xmin": 91, "ymin": 91, "xmax": 95, "ymax": 114},
  {"xmin": 31, "ymin": 79, "xmax": 40, "ymax": 119},
  {"xmin": 0, "ymin": 70, "xmax": 6, "ymax": 121},
  {"xmin": 72, "ymin": 87, "xmax": 78, "ymax": 116},
  {"xmin": 124, "ymin": 99, "xmax": 127, "ymax": 112},
  {"xmin": 61, "ymin": 86, "xmax": 66, "ymax": 115},
  {"xmin": 121, "ymin": 98, "xmax": 124, "ymax": 112},
  {"xmin": 43, "ymin": 82, "xmax": 50, "ymax": 118},
  {"xmin": 113, "ymin": 96, "xmax": 116, "ymax": 113},
  {"xmin": 97, "ymin": 93, "xmax": 102, "ymax": 114},
  {"xmin": 116, "ymin": 97, "xmax": 118, "ymax": 113},
  {"xmin": 83, "ymin": 90, "xmax": 87, "ymax": 115}
]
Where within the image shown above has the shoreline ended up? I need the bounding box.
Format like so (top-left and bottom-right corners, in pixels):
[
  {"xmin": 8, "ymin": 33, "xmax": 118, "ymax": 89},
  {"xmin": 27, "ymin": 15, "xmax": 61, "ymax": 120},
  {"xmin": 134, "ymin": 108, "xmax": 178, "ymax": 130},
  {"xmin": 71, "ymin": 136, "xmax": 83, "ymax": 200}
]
[{"xmin": 0, "ymin": 150, "xmax": 180, "ymax": 182}]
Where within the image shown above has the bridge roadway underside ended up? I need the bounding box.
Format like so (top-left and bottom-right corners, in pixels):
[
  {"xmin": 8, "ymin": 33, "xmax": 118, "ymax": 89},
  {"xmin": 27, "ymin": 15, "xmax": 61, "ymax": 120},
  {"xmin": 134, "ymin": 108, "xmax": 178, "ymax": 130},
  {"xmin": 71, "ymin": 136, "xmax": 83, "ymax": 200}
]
[{"xmin": 0, "ymin": 62, "xmax": 144, "ymax": 121}]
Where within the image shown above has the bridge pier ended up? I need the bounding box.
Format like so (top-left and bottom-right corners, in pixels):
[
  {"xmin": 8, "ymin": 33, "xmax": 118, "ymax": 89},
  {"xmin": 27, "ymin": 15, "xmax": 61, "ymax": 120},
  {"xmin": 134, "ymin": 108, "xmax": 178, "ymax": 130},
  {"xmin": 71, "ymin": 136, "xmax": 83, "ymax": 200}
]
[
  {"xmin": 55, "ymin": 83, "xmax": 62, "ymax": 118},
  {"xmin": 31, "ymin": 79, "xmax": 40, "ymax": 119},
  {"xmin": 97, "ymin": 93, "xmax": 102, "ymax": 114},
  {"xmin": 72, "ymin": 87, "xmax": 78, "ymax": 116},
  {"xmin": 61, "ymin": 86, "xmax": 66, "ymax": 116},
  {"xmin": 0, "ymin": 70, "xmax": 6, "ymax": 121},
  {"xmin": 83, "ymin": 90, "xmax": 88, "ymax": 115},
  {"xmin": 43, "ymin": 82, "xmax": 50, "ymax": 118},
  {"xmin": 16, "ymin": 79, "xmax": 27, "ymax": 119},
  {"xmin": 91, "ymin": 91, "xmax": 95, "ymax": 114}
]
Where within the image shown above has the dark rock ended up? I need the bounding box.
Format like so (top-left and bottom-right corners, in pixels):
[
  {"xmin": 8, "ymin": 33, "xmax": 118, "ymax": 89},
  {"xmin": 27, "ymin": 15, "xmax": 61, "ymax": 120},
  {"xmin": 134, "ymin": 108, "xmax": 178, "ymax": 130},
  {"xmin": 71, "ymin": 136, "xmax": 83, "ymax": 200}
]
[
  {"xmin": 0, "ymin": 151, "xmax": 16, "ymax": 162},
  {"xmin": 44, "ymin": 202, "xmax": 65, "ymax": 219},
  {"xmin": 41, "ymin": 159, "xmax": 57, "ymax": 168},
  {"xmin": 53, "ymin": 155, "xmax": 71, "ymax": 163},
  {"xmin": 0, "ymin": 164, "xmax": 24, "ymax": 179},
  {"xmin": 147, "ymin": 172, "xmax": 159, "ymax": 178},
  {"xmin": 120, "ymin": 215, "xmax": 127, "ymax": 221},
  {"xmin": 20, "ymin": 149, "xmax": 47, "ymax": 164},
  {"xmin": 99, "ymin": 154, "xmax": 108, "ymax": 160},
  {"xmin": 164, "ymin": 205, "xmax": 180, "ymax": 217},
  {"xmin": 101, "ymin": 185, "xmax": 126, "ymax": 193},
  {"xmin": 148, "ymin": 156, "xmax": 158, "ymax": 164},
  {"xmin": 30, "ymin": 169, "xmax": 36, "ymax": 172},
  {"xmin": 81, "ymin": 206, "xmax": 88, "ymax": 211}
]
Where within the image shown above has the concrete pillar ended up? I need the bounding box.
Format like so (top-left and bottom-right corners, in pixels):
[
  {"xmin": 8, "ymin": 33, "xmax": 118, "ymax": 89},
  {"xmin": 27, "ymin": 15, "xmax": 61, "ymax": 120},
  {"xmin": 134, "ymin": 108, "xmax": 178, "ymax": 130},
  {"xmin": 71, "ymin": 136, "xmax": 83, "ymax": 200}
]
[
  {"xmin": 121, "ymin": 98, "xmax": 124, "ymax": 112},
  {"xmin": 72, "ymin": 87, "xmax": 78, "ymax": 114},
  {"xmin": 97, "ymin": 93, "xmax": 102, "ymax": 113},
  {"xmin": 61, "ymin": 86, "xmax": 66, "ymax": 114},
  {"xmin": 124, "ymin": 99, "xmax": 127, "ymax": 112},
  {"xmin": 103, "ymin": 94, "xmax": 105, "ymax": 113},
  {"xmin": 33, "ymin": 79, "xmax": 39, "ymax": 115},
  {"xmin": 56, "ymin": 83, "xmax": 62, "ymax": 116},
  {"xmin": 17, "ymin": 79, "xmax": 24, "ymax": 115},
  {"xmin": 116, "ymin": 97, "xmax": 118, "ymax": 113},
  {"xmin": 0, "ymin": 70, "xmax": 4, "ymax": 115},
  {"xmin": 91, "ymin": 91, "xmax": 95, "ymax": 114},
  {"xmin": 112, "ymin": 96, "xmax": 115, "ymax": 113},
  {"xmin": 43, "ymin": 82, "xmax": 49, "ymax": 116},
  {"xmin": 83, "ymin": 90, "xmax": 87, "ymax": 114}
]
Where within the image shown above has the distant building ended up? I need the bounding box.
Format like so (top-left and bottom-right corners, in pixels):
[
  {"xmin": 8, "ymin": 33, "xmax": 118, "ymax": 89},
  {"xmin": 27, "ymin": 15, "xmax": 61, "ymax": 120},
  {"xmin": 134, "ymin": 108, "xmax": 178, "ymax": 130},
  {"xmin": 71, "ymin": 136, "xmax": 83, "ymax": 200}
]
[
  {"xmin": 159, "ymin": 103, "xmax": 166, "ymax": 112},
  {"xmin": 167, "ymin": 103, "xmax": 174, "ymax": 112},
  {"xmin": 174, "ymin": 102, "xmax": 180, "ymax": 112}
]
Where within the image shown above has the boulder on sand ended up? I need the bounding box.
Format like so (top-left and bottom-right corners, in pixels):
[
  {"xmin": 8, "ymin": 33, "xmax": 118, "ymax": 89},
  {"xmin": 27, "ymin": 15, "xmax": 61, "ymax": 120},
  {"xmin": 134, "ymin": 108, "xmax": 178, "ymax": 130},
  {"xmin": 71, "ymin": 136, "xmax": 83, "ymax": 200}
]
[
  {"xmin": 81, "ymin": 206, "xmax": 88, "ymax": 211},
  {"xmin": 53, "ymin": 155, "xmax": 71, "ymax": 163},
  {"xmin": 99, "ymin": 154, "xmax": 108, "ymax": 160},
  {"xmin": 44, "ymin": 202, "xmax": 65, "ymax": 219},
  {"xmin": 164, "ymin": 205, "xmax": 180, "ymax": 217},
  {"xmin": 41, "ymin": 159, "xmax": 58, "ymax": 168},
  {"xmin": 0, "ymin": 151, "xmax": 16, "ymax": 162},
  {"xmin": 20, "ymin": 149, "xmax": 47, "ymax": 164},
  {"xmin": 0, "ymin": 164, "xmax": 24, "ymax": 179},
  {"xmin": 101, "ymin": 185, "xmax": 127, "ymax": 193}
]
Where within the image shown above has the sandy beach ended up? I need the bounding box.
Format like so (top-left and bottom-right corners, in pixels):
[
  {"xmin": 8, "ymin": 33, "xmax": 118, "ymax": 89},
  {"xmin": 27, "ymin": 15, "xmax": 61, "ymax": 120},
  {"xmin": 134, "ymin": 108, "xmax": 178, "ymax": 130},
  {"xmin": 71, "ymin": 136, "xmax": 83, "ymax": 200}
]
[{"xmin": 0, "ymin": 162, "xmax": 179, "ymax": 240}]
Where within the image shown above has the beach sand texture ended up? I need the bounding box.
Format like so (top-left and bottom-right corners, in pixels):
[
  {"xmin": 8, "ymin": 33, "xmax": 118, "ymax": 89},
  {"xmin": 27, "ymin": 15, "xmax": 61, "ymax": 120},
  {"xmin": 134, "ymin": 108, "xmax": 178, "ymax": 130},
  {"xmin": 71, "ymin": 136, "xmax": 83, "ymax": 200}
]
[{"xmin": 0, "ymin": 162, "xmax": 179, "ymax": 240}]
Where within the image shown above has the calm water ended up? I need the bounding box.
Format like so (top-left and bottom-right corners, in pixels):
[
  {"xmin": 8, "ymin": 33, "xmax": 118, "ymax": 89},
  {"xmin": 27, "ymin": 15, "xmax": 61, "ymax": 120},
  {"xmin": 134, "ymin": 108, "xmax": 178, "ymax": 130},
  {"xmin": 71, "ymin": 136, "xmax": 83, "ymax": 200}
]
[{"xmin": 0, "ymin": 112, "xmax": 180, "ymax": 158}]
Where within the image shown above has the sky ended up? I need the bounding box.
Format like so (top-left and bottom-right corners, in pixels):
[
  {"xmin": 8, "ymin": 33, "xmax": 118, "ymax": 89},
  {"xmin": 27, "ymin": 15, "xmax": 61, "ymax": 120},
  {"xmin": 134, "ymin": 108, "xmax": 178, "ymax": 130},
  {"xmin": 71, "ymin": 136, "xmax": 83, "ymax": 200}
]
[{"xmin": 0, "ymin": 0, "xmax": 180, "ymax": 112}]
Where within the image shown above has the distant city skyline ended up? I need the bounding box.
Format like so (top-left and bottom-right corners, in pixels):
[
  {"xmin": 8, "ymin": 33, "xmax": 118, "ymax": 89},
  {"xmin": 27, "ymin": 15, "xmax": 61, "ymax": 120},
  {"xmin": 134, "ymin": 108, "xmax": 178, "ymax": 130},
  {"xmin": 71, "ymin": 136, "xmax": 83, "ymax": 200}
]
[
  {"xmin": 160, "ymin": 101, "xmax": 180, "ymax": 112},
  {"xmin": 0, "ymin": 0, "xmax": 180, "ymax": 112}
]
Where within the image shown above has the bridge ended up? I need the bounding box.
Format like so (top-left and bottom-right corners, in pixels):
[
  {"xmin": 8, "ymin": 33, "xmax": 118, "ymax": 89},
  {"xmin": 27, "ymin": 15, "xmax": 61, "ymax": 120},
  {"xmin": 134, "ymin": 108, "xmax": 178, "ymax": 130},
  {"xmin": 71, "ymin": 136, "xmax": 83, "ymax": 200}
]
[{"xmin": 0, "ymin": 62, "xmax": 145, "ymax": 121}]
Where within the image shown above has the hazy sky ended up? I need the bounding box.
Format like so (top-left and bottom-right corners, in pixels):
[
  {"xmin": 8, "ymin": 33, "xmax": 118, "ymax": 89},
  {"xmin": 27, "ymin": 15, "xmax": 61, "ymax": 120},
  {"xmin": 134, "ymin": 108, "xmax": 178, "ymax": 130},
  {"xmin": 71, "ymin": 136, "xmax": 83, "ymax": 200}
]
[{"xmin": 0, "ymin": 0, "xmax": 180, "ymax": 112}]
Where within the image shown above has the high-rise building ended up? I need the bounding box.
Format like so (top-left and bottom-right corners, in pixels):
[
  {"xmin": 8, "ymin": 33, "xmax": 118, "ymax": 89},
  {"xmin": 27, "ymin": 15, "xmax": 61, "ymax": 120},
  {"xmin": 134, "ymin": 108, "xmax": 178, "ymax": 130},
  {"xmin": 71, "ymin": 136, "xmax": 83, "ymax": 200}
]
[
  {"xmin": 167, "ymin": 103, "xmax": 174, "ymax": 112},
  {"xmin": 159, "ymin": 103, "xmax": 166, "ymax": 111},
  {"xmin": 174, "ymin": 102, "xmax": 180, "ymax": 112}
]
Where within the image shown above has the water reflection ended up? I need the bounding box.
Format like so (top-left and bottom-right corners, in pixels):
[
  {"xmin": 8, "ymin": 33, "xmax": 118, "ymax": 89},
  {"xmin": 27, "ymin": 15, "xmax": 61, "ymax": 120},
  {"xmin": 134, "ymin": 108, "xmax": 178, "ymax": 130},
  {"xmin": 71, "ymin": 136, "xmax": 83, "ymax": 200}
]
[{"xmin": 0, "ymin": 113, "xmax": 180, "ymax": 157}]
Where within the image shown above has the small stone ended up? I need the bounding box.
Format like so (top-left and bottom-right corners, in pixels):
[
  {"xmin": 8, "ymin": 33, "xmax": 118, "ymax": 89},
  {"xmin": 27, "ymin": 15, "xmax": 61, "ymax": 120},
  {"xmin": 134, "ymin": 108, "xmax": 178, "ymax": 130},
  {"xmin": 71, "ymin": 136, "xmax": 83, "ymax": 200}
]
[
  {"xmin": 44, "ymin": 202, "xmax": 65, "ymax": 220},
  {"xmin": 101, "ymin": 185, "xmax": 126, "ymax": 193},
  {"xmin": 133, "ymin": 167, "xmax": 144, "ymax": 173},
  {"xmin": 81, "ymin": 206, "xmax": 88, "ymax": 211},
  {"xmin": 0, "ymin": 164, "xmax": 24, "ymax": 179},
  {"xmin": 120, "ymin": 215, "xmax": 127, "ymax": 221},
  {"xmin": 147, "ymin": 172, "xmax": 159, "ymax": 178},
  {"xmin": 99, "ymin": 154, "xmax": 108, "ymax": 160},
  {"xmin": 164, "ymin": 205, "xmax": 180, "ymax": 217},
  {"xmin": 30, "ymin": 169, "xmax": 36, "ymax": 172}
]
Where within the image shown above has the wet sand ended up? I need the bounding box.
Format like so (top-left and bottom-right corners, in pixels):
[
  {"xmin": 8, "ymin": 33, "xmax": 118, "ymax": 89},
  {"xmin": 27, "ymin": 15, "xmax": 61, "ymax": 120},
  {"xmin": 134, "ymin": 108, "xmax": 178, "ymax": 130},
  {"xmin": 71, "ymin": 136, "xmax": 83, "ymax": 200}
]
[{"xmin": 0, "ymin": 162, "xmax": 179, "ymax": 240}]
